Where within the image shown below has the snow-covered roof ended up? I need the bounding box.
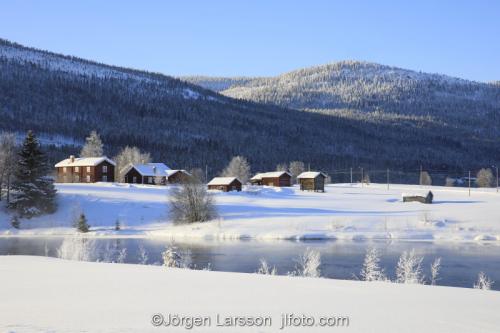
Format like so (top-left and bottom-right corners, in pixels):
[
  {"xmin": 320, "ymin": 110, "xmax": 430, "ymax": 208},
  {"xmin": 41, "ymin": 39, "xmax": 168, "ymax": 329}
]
[
  {"xmin": 207, "ymin": 177, "xmax": 240, "ymax": 185},
  {"xmin": 55, "ymin": 156, "xmax": 116, "ymax": 167},
  {"xmin": 297, "ymin": 171, "xmax": 327, "ymax": 179},
  {"xmin": 165, "ymin": 169, "xmax": 191, "ymax": 177},
  {"xmin": 125, "ymin": 163, "xmax": 171, "ymax": 177},
  {"xmin": 252, "ymin": 171, "xmax": 291, "ymax": 180}
]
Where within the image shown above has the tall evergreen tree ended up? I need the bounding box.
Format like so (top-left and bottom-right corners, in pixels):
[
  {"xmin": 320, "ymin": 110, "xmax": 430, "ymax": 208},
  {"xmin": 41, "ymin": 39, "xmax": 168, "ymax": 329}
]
[
  {"xmin": 80, "ymin": 130, "xmax": 104, "ymax": 158},
  {"xmin": 9, "ymin": 131, "xmax": 57, "ymax": 218}
]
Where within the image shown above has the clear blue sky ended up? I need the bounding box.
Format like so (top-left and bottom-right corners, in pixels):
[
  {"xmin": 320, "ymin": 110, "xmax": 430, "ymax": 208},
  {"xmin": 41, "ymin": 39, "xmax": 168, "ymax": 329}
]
[{"xmin": 1, "ymin": 0, "xmax": 499, "ymax": 81}]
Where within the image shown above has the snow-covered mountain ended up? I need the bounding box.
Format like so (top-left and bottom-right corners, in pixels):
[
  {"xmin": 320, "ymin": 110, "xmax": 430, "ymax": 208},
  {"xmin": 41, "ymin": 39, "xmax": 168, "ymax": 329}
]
[
  {"xmin": 1, "ymin": 38, "xmax": 499, "ymax": 176},
  {"xmin": 183, "ymin": 61, "xmax": 500, "ymax": 119}
]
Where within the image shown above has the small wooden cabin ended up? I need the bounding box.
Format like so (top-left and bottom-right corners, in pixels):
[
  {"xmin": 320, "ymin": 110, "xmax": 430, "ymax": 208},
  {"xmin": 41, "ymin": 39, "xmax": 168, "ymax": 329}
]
[
  {"xmin": 403, "ymin": 191, "xmax": 433, "ymax": 204},
  {"xmin": 252, "ymin": 171, "xmax": 291, "ymax": 187},
  {"xmin": 207, "ymin": 177, "xmax": 242, "ymax": 192},
  {"xmin": 297, "ymin": 171, "xmax": 327, "ymax": 192},
  {"xmin": 165, "ymin": 169, "xmax": 192, "ymax": 184},
  {"xmin": 55, "ymin": 156, "xmax": 115, "ymax": 183},
  {"xmin": 123, "ymin": 163, "xmax": 190, "ymax": 185}
]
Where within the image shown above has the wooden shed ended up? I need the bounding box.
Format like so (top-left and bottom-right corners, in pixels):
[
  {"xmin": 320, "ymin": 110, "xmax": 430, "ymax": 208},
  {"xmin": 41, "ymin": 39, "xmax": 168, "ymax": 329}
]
[
  {"xmin": 55, "ymin": 156, "xmax": 115, "ymax": 183},
  {"xmin": 207, "ymin": 177, "xmax": 242, "ymax": 192},
  {"xmin": 253, "ymin": 171, "xmax": 291, "ymax": 187},
  {"xmin": 297, "ymin": 171, "xmax": 327, "ymax": 192}
]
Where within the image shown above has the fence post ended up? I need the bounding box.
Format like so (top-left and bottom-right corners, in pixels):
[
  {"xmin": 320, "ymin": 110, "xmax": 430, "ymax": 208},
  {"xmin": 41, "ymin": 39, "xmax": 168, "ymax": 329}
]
[
  {"xmin": 387, "ymin": 168, "xmax": 390, "ymax": 190},
  {"xmin": 350, "ymin": 167, "xmax": 353, "ymax": 185}
]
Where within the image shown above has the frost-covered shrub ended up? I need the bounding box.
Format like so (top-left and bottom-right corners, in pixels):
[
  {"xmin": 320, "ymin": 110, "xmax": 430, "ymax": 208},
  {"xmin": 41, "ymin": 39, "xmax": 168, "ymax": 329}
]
[
  {"xmin": 57, "ymin": 237, "xmax": 96, "ymax": 262},
  {"xmin": 360, "ymin": 248, "xmax": 386, "ymax": 282},
  {"xmin": 396, "ymin": 249, "xmax": 424, "ymax": 284},
  {"xmin": 116, "ymin": 248, "xmax": 127, "ymax": 263},
  {"xmin": 290, "ymin": 248, "xmax": 321, "ymax": 278},
  {"xmin": 162, "ymin": 245, "xmax": 192, "ymax": 269},
  {"xmin": 430, "ymin": 258, "xmax": 441, "ymax": 285},
  {"xmin": 137, "ymin": 245, "xmax": 148, "ymax": 265},
  {"xmin": 256, "ymin": 259, "xmax": 277, "ymax": 275},
  {"xmin": 474, "ymin": 272, "xmax": 493, "ymax": 290}
]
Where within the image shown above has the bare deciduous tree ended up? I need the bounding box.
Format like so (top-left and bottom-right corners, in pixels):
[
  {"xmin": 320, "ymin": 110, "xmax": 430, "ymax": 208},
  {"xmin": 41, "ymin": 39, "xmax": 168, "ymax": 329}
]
[
  {"xmin": 113, "ymin": 146, "xmax": 151, "ymax": 182},
  {"xmin": 169, "ymin": 177, "xmax": 217, "ymax": 224},
  {"xmin": 221, "ymin": 156, "xmax": 251, "ymax": 184},
  {"xmin": 289, "ymin": 161, "xmax": 305, "ymax": 184},
  {"xmin": 419, "ymin": 171, "xmax": 432, "ymax": 186},
  {"xmin": 476, "ymin": 168, "xmax": 494, "ymax": 188},
  {"xmin": 0, "ymin": 132, "xmax": 17, "ymax": 203},
  {"xmin": 80, "ymin": 130, "xmax": 104, "ymax": 158}
]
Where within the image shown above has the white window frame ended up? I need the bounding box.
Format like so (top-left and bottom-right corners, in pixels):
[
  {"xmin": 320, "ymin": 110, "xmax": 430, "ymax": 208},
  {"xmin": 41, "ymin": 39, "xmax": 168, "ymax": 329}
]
[
  {"xmin": 63, "ymin": 167, "xmax": 67, "ymax": 173},
  {"xmin": 86, "ymin": 166, "xmax": 91, "ymax": 173},
  {"xmin": 102, "ymin": 165, "xmax": 108, "ymax": 173},
  {"xmin": 74, "ymin": 166, "xmax": 79, "ymax": 172}
]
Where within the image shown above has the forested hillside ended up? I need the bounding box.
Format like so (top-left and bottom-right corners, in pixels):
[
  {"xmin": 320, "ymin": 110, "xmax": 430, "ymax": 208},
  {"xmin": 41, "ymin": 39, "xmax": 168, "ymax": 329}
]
[{"xmin": 1, "ymin": 39, "xmax": 499, "ymax": 179}]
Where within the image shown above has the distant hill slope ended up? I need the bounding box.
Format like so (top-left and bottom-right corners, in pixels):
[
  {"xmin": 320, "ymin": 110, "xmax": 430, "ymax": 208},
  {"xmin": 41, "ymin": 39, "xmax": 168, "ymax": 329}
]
[{"xmin": 1, "ymin": 39, "xmax": 499, "ymax": 179}]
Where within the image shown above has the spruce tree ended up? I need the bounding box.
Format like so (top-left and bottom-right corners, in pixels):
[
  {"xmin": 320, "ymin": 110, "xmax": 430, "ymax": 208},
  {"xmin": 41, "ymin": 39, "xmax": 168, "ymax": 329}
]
[
  {"xmin": 9, "ymin": 131, "xmax": 57, "ymax": 218},
  {"xmin": 77, "ymin": 213, "xmax": 90, "ymax": 233}
]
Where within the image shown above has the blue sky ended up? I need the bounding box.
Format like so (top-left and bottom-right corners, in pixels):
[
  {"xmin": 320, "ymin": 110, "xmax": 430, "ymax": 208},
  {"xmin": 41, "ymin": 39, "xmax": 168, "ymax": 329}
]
[{"xmin": 1, "ymin": 0, "xmax": 499, "ymax": 81}]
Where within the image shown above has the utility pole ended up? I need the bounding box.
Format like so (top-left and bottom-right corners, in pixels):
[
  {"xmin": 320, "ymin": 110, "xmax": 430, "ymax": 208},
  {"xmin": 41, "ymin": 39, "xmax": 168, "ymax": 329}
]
[
  {"xmin": 496, "ymin": 167, "xmax": 499, "ymax": 193},
  {"xmin": 387, "ymin": 168, "xmax": 390, "ymax": 190},
  {"xmin": 468, "ymin": 170, "xmax": 471, "ymax": 197},
  {"xmin": 205, "ymin": 165, "xmax": 208, "ymax": 183},
  {"xmin": 361, "ymin": 167, "xmax": 364, "ymax": 188},
  {"xmin": 350, "ymin": 167, "xmax": 353, "ymax": 185},
  {"xmin": 419, "ymin": 165, "xmax": 423, "ymax": 186}
]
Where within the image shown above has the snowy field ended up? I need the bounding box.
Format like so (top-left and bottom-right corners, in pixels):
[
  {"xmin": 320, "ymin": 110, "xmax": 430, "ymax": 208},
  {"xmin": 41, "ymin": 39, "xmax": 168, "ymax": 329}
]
[
  {"xmin": 0, "ymin": 256, "xmax": 499, "ymax": 333},
  {"xmin": 0, "ymin": 182, "xmax": 499, "ymax": 242}
]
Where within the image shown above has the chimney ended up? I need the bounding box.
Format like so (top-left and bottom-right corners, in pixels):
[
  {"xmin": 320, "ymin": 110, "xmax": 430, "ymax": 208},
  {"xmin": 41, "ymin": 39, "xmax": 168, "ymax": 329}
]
[{"xmin": 70, "ymin": 155, "xmax": 75, "ymax": 163}]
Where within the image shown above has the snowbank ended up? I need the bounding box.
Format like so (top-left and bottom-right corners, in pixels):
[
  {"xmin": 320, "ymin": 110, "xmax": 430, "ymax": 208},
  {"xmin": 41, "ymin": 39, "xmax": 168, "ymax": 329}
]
[
  {"xmin": 0, "ymin": 256, "xmax": 498, "ymax": 333},
  {"xmin": 1, "ymin": 183, "xmax": 499, "ymax": 242}
]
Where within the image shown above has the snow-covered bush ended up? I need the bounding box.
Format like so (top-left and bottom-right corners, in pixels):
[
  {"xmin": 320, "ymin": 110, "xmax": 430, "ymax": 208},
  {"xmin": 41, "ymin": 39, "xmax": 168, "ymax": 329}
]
[
  {"xmin": 162, "ymin": 245, "xmax": 192, "ymax": 269},
  {"xmin": 360, "ymin": 248, "xmax": 386, "ymax": 281},
  {"xmin": 474, "ymin": 272, "xmax": 493, "ymax": 290},
  {"xmin": 57, "ymin": 237, "xmax": 96, "ymax": 262},
  {"xmin": 256, "ymin": 259, "xmax": 277, "ymax": 275},
  {"xmin": 430, "ymin": 258, "xmax": 441, "ymax": 285},
  {"xmin": 137, "ymin": 245, "xmax": 148, "ymax": 265},
  {"xmin": 290, "ymin": 248, "xmax": 321, "ymax": 278},
  {"xmin": 116, "ymin": 248, "xmax": 127, "ymax": 263},
  {"xmin": 395, "ymin": 249, "xmax": 424, "ymax": 284}
]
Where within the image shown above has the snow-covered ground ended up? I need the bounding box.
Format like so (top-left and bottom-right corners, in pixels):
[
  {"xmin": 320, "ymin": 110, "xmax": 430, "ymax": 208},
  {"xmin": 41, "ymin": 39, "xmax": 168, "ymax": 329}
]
[
  {"xmin": 0, "ymin": 256, "xmax": 498, "ymax": 333},
  {"xmin": 0, "ymin": 183, "xmax": 499, "ymax": 242}
]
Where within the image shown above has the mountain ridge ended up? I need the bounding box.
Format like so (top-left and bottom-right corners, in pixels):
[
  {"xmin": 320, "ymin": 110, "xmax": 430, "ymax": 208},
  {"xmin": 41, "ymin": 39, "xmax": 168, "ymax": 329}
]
[{"xmin": 1, "ymin": 38, "xmax": 499, "ymax": 180}]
